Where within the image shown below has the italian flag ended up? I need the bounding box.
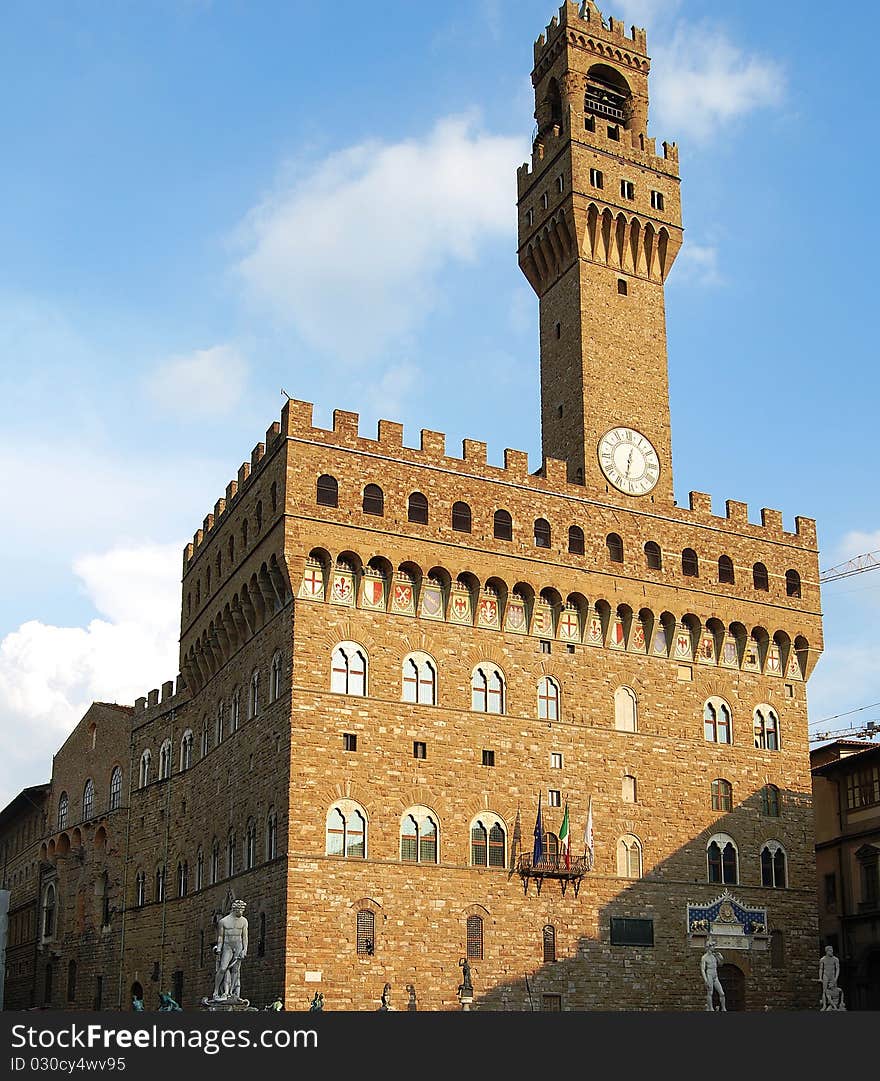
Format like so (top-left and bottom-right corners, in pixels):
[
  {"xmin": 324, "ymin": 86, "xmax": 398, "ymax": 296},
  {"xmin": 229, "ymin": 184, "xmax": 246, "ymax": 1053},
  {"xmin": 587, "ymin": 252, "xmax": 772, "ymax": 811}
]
[{"xmin": 559, "ymin": 801, "xmax": 571, "ymax": 870}]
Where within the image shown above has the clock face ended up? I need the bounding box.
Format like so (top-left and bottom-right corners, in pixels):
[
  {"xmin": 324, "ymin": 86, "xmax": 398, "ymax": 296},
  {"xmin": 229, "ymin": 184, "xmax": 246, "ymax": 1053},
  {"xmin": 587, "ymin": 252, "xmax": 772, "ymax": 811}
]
[{"xmin": 598, "ymin": 428, "xmax": 660, "ymax": 496}]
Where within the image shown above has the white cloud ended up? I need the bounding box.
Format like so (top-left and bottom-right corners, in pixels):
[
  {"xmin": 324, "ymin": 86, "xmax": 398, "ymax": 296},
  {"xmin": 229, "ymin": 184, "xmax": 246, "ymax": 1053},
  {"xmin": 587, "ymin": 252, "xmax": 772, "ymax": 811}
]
[
  {"xmin": 651, "ymin": 24, "xmax": 785, "ymax": 142},
  {"xmin": 832, "ymin": 530, "xmax": 880, "ymax": 566},
  {"xmin": 146, "ymin": 345, "xmax": 249, "ymax": 416},
  {"xmin": 236, "ymin": 114, "xmax": 528, "ymax": 363},
  {"xmin": 0, "ymin": 544, "xmax": 181, "ymax": 806},
  {"xmin": 357, "ymin": 362, "xmax": 421, "ymax": 424},
  {"xmin": 675, "ymin": 242, "xmax": 722, "ymax": 287},
  {"xmin": 808, "ymin": 640, "xmax": 880, "ymax": 729}
]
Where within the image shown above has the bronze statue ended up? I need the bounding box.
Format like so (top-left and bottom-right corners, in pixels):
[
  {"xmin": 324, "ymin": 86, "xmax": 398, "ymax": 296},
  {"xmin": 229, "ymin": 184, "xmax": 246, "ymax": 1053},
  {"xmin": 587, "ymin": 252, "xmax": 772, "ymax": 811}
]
[
  {"xmin": 308, "ymin": 992, "xmax": 324, "ymax": 1012},
  {"xmin": 459, "ymin": 956, "xmax": 473, "ymax": 995}
]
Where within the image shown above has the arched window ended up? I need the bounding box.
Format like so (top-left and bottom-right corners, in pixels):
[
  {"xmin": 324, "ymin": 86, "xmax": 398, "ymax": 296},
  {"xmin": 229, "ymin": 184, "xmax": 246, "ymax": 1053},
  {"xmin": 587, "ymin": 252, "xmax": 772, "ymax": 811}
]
[
  {"xmin": 245, "ymin": 818, "xmax": 257, "ymax": 870},
  {"xmin": 607, "ymin": 533, "xmax": 624, "ymax": 564},
  {"xmin": 177, "ymin": 861, "xmax": 188, "ymax": 897},
  {"xmin": 357, "ymin": 910, "xmax": 375, "ymax": 955},
  {"xmin": 255, "ymin": 500, "xmax": 263, "ymax": 532},
  {"xmin": 762, "ymin": 784, "xmax": 781, "ymax": 818},
  {"xmin": 180, "ymin": 731, "xmax": 194, "ymax": 772},
  {"xmin": 155, "ymin": 864, "xmax": 166, "ymax": 903},
  {"xmin": 711, "ymin": 779, "xmax": 733, "ymax": 812},
  {"xmin": 134, "ymin": 871, "xmax": 145, "ymax": 908},
  {"xmin": 622, "ymin": 774, "xmax": 637, "ymax": 803},
  {"xmin": 534, "ymin": 518, "xmax": 551, "ymax": 549},
  {"xmin": 543, "ymin": 924, "xmax": 557, "ymax": 963},
  {"xmin": 67, "ymin": 959, "xmax": 77, "ymax": 1002},
  {"xmin": 617, "ymin": 835, "xmax": 643, "ymax": 878},
  {"xmin": 249, "ymin": 670, "xmax": 260, "ymax": 719},
  {"xmin": 42, "ymin": 883, "xmax": 57, "ymax": 937},
  {"xmin": 58, "ymin": 792, "xmax": 69, "ymax": 830},
  {"xmin": 786, "ymin": 570, "xmax": 802, "ymax": 598},
  {"xmin": 331, "ymin": 643, "xmax": 368, "ymax": 696},
  {"xmin": 682, "ymin": 548, "xmax": 699, "ymax": 577},
  {"xmin": 704, "ymin": 699, "xmax": 732, "ymax": 744},
  {"xmin": 270, "ymin": 481, "xmax": 278, "ymax": 513},
  {"xmin": 408, "ymin": 492, "xmax": 429, "ymax": 525},
  {"xmin": 109, "ymin": 767, "xmax": 123, "ymax": 811},
  {"xmin": 270, "ymin": 652, "xmax": 283, "ymax": 702},
  {"xmin": 645, "ymin": 541, "xmax": 662, "ymax": 570},
  {"xmin": 754, "ymin": 707, "xmax": 780, "ymax": 751},
  {"xmin": 707, "ymin": 834, "xmax": 738, "ymax": 884},
  {"xmin": 210, "ymin": 840, "xmax": 220, "ymax": 884},
  {"xmin": 226, "ymin": 830, "xmax": 236, "ymax": 877},
  {"xmin": 363, "ymin": 484, "xmax": 384, "ymax": 516},
  {"xmin": 201, "ymin": 718, "xmax": 209, "ymax": 758},
  {"xmin": 196, "ymin": 848, "xmax": 204, "ymax": 891},
  {"xmin": 317, "ymin": 475, "xmax": 338, "ymax": 508},
  {"xmin": 753, "ymin": 562, "xmax": 769, "ymax": 591},
  {"xmin": 266, "ymin": 809, "xmax": 278, "ymax": 861},
  {"xmin": 466, "ymin": 915, "xmax": 484, "ymax": 960},
  {"xmin": 452, "ymin": 501, "xmax": 472, "ymax": 533},
  {"xmin": 761, "ymin": 842, "xmax": 787, "ymax": 888},
  {"xmin": 494, "ymin": 509, "xmax": 513, "ymax": 541},
  {"xmin": 568, "ymin": 525, "xmax": 585, "ymax": 555},
  {"xmin": 241, "ymin": 519, "xmax": 249, "ymax": 549},
  {"xmin": 230, "ymin": 691, "xmax": 240, "ymax": 733},
  {"xmin": 614, "ymin": 686, "xmax": 638, "ymax": 732},
  {"xmin": 400, "ymin": 808, "xmax": 439, "ymax": 864},
  {"xmin": 158, "ymin": 740, "xmax": 172, "ymax": 781},
  {"xmin": 82, "ymin": 779, "xmax": 95, "ymax": 821},
  {"xmin": 718, "ymin": 555, "xmax": 735, "ymax": 584},
  {"xmin": 402, "ymin": 653, "xmax": 437, "ymax": 706},
  {"xmin": 326, "ymin": 801, "xmax": 367, "ymax": 859},
  {"xmin": 471, "ymin": 664, "xmax": 505, "ymax": 715},
  {"xmin": 470, "ymin": 815, "xmax": 506, "ymax": 868},
  {"xmin": 537, "ymin": 677, "xmax": 560, "ymax": 721}
]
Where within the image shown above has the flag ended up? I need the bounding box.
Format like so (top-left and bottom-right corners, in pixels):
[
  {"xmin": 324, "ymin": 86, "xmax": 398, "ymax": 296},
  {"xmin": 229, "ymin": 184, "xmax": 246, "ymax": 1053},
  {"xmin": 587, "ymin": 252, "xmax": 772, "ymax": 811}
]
[
  {"xmin": 532, "ymin": 794, "xmax": 544, "ymax": 868},
  {"xmin": 559, "ymin": 801, "xmax": 571, "ymax": 870},
  {"xmin": 510, "ymin": 806, "xmax": 522, "ymax": 867},
  {"xmin": 584, "ymin": 796, "xmax": 594, "ymax": 869}
]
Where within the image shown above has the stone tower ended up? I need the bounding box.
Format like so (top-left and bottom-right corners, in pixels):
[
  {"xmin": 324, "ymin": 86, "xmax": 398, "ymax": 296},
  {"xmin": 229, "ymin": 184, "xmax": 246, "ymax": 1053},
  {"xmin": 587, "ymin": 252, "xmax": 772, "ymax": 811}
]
[{"xmin": 518, "ymin": 0, "xmax": 682, "ymax": 501}]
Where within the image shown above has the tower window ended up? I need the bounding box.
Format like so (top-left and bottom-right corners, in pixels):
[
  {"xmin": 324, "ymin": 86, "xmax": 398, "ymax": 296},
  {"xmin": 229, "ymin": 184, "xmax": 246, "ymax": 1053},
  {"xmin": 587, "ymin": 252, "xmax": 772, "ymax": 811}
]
[
  {"xmin": 526, "ymin": 208, "xmax": 534, "ymax": 226},
  {"xmin": 494, "ymin": 509, "xmax": 513, "ymax": 541},
  {"xmin": 555, "ymin": 322, "xmax": 561, "ymax": 339},
  {"xmin": 343, "ymin": 733, "xmax": 357, "ymax": 752},
  {"xmin": 548, "ymin": 790, "xmax": 561, "ymax": 808},
  {"xmin": 645, "ymin": 541, "xmax": 662, "ymax": 570},
  {"xmin": 452, "ymin": 502, "xmax": 472, "ymax": 533},
  {"xmin": 541, "ymin": 193, "xmax": 549, "ymax": 210},
  {"xmin": 590, "ymin": 168, "xmax": 604, "ymax": 189},
  {"xmin": 651, "ymin": 190, "xmax": 665, "ymax": 211},
  {"xmin": 753, "ymin": 563, "xmax": 770, "ymax": 592},
  {"xmin": 618, "ymin": 279, "xmax": 628, "ymax": 296},
  {"xmin": 568, "ymin": 525, "xmax": 585, "ymax": 556},
  {"xmin": 317, "ymin": 474, "xmax": 338, "ymax": 508},
  {"xmin": 786, "ymin": 570, "xmax": 802, "ymax": 598},
  {"xmin": 718, "ymin": 555, "xmax": 735, "ymax": 584},
  {"xmin": 482, "ymin": 749, "xmax": 495, "ymax": 768},
  {"xmin": 363, "ymin": 484, "xmax": 384, "ymax": 516},
  {"xmin": 534, "ymin": 518, "xmax": 552, "ymax": 549},
  {"xmin": 556, "ymin": 175, "xmax": 565, "ymax": 194},
  {"xmin": 413, "ymin": 741, "xmax": 427, "ymax": 760},
  {"xmin": 607, "ymin": 533, "xmax": 624, "ymax": 563},
  {"xmin": 608, "ymin": 125, "xmax": 620, "ymax": 141},
  {"xmin": 621, "ymin": 180, "xmax": 635, "ymax": 200},
  {"xmin": 682, "ymin": 548, "xmax": 699, "ymax": 578}
]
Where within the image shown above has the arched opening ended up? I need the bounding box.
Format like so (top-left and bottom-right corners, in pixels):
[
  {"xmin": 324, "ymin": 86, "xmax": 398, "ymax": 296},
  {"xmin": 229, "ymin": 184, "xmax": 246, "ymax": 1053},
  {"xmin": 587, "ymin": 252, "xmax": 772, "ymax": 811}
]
[
  {"xmin": 644, "ymin": 541, "xmax": 662, "ymax": 570},
  {"xmin": 494, "ymin": 509, "xmax": 513, "ymax": 541},
  {"xmin": 568, "ymin": 525, "xmax": 585, "ymax": 556},
  {"xmin": 363, "ymin": 484, "xmax": 384, "ymax": 516},
  {"xmin": 606, "ymin": 533, "xmax": 624, "ymax": 564},
  {"xmin": 585, "ymin": 64, "xmax": 632, "ymax": 125},
  {"xmin": 534, "ymin": 518, "xmax": 552, "ymax": 549},
  {"xmin": 786, "ymin": 569, "xmax": 802, "ymax": 598},
  {"xmin": 316, "ymin": 474, "xmax": 338, "ymax": 508},
  {"xmin": 408, "ymin": 491, "xmax": 429, "ymax": 525},
  {"xmin": 452, "ymin": 501, "xmax": 472, "ymax": 533}
]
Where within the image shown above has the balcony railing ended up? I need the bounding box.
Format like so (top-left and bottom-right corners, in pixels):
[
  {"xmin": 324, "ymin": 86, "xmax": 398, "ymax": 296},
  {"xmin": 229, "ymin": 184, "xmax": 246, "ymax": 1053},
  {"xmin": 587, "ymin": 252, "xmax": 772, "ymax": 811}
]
[
  {"xmin": 585, "ymin": 98, "xmax": 626, "ymax": 122},
  {"xmin": 516, "ymin": 853, "xmax": 591, "ymax": 897}
]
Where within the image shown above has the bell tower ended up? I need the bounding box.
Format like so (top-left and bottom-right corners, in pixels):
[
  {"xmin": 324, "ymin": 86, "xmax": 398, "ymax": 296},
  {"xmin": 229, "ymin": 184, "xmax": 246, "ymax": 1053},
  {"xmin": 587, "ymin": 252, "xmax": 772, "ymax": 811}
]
[{"xmin": 517, "ymin": 1, "xmax": 683, "ymax": 504}]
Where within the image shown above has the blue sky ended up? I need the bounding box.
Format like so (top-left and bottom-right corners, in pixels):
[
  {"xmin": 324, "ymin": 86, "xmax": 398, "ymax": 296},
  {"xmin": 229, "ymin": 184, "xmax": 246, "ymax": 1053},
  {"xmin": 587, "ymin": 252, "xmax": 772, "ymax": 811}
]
[{"xmin": 1, "ymin": 0, "xmax": 878, "ymax": 804}]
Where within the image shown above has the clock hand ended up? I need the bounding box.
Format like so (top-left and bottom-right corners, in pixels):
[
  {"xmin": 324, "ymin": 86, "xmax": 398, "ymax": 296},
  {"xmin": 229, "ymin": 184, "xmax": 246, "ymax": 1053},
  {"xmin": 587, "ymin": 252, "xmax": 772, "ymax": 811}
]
[{"xmin": 626, "ymin": 449, "xmax": 634, "ymax": 477}]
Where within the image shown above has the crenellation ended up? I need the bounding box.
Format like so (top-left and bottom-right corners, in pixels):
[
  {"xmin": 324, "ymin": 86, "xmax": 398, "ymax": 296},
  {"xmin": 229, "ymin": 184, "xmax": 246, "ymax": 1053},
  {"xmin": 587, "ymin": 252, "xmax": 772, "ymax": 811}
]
[
  {"xmin": 134, "ymin": 696, "xmax": 146, "ymax": 713},
  {"xmin": 463, "ymin": 439, "xmax": 488, "ymax": 465},
  {"xmin": 378, "ymin": 419, "xmax": 404, "ymax": 447},
  {"xmin": 796, "ymin": 517, "xmax": 818, "ymax": 545},
  {"xmin": 237, "ymin": 461, "xmax": 251, "ymax": 487},
  {"xmin": 214, "ymin": 497, "xmax": 226, "ymax": 520},
  {"xmin": 146, "ymin": 689, "xmax": 159, "ymax": 708},
  {"xmin": 251, "ymin": 442, "xmax": 266, "ymax": 467},
  {"xmin": 726, "ymin": 500, "xmax": 749, "ymax": 526},
  {"xmin": 420, "ymin": 429, "xmax": 446, "ymax": 457},
  {"xmin": 161, "ymin": 680, "xmax": 174, "ymax": 702},
  {"xmin": 202, "ymin": 513, "xmax": 214, "ymax": 535},
  {"xmin": 226, "ymin": 479, "xmax": 238, "ymax": 503},
  {"xmin": 333, "ymin": 409, "xmax": 360, "ymax": 441},
  {"xmin": 761, "ymin": 508, "xmax": 784, "ymax": 533},
  {"xmin": 266, "ymin": 420, "xmax": 281, "ymax": 447},
  {"xmin": 504, "ymin": 449, "xmax": 530, "ymax": 477},
  {"xmin": 689, "ymin": 492, "xmax": 712, "ymax": 515}
]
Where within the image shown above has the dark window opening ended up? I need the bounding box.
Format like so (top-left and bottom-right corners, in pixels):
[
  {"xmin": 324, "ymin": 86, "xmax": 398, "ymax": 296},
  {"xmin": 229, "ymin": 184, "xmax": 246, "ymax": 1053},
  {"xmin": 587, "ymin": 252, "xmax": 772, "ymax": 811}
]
[
  {"xmin": 569, "ymin": 525, "xmax": 585, "ymax": 556},
  {"xmin": 607, "ymin": 533, "xmax": 624, "ymax": 563},
  {"xmin": 452, "ymin": 502, "xmax": 472, "ymax": 533},
  {"xmin": 618, "ymin": 278, "xmax": 628, "ymax": 296},
  {"xmin": 494, "ymin": 509, "xmax": 513, "ymax": 541},
  {"xmin": 610, "ymin": 918, "xmax": 655, "ymax": 947},
  {"xmin": 534, "ymin": 518, "xmax": 551, "ymax": 549},
  {"xmin": 753, "ymin": 563, "xmax": 770, "ymax": 591},
  {"xmin": 786, "ymin": 570, "xmax": 802, "ymax": 598},
  {"xmin": 682, "ymin": 548, "xmax": 699, "ymax": 578},
  {"xmin": 343, "ymin": 733, "xmax": 357, "ymax": 752},
  {"xmin": 363, "ymin": 484, "xmax": 384, "ymax": 516},
  {"xmin": 645, "ymin": 541, "xmax": 662, "ymax": 570},
  {"xmin": 543, "ymin": 924, "xmax": 557, "ymax": 963},
  {"xmin": 408, "ymin": 492, "xmax": 429, "ymax": 525},
  {"xmin": 413, "ymin": 741, "xmax": 427, "ymax": 760},
  {"xmin": 718, "ymin": 555, "xmax": 735, "ymax": 584},
  {"xmin": 357, "ymin": 910, "xmax": 375, "ymax": 956},
  {"xmin": 482, "ymin": 749, "xmax": 495, "ymax": 768},
  {"xmin": 317, "ymin": 475, "xmax": 338, "ymax": 508}
]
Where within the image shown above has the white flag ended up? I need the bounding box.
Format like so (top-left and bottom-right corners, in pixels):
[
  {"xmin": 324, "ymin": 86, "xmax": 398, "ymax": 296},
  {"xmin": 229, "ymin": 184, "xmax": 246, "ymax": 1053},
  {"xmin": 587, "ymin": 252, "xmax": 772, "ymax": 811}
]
[{"xmin": 585, "ymin": 796, "xmax": 594, "ymax": 869}]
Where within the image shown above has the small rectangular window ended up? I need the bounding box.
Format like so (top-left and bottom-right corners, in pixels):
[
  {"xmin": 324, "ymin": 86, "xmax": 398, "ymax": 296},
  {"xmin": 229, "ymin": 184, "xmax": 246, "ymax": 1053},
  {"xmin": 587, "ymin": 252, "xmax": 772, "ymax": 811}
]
[
  {"xmin": 343, "ymin": 733, "xmax": 357, "ymax": 752},
  {"xmin": 541, "ymin": 192, "xmax": 549, "ymax": 210},
  {"xmin": 621, "ymin": 180, "xmax": 635, "ymax": 200},
  {"xmin": 541, "ymin": 640, "xmax": 552, "ymax": 655},
  {"xmin": 556, "ymin": 174, "xmax": 565, "ymax": 194},
  {"xmin": 555, "ymin": 322, "xmax": 561, "ymax": 339},
  {"xmin": 548, "ymin": 790, "xmax": 561, "ymax": 808},
  {"xmin": 824, "ymin": 873, "xmax": 837, "ymax": 911},
  {"xmin": 610, "ymin": 918, "xmax": 655, "ymax": 947},
  {"xmin": 482, "ymin": 749, "xmax": 495, "ymax": 768},
  {"xmin": 566, "ymin": 644, "xmax": 575, "ymax": 655},
  {"xmin": 542, "ymin": 994, "xmax": 562, "ymax": 1011},
  {"xmin": 608, "ymin": 125, "xmax": 620, "ymax": 141},
  {"xmin": 618, "ymin": 278, "xmax": 628, "ymax": 296},
  {"xmin": 651, "ymin": 189, "xmax": 665, "ymax": 211},
  {"xmin": 413, "ymin": 741, "xmax": 427, "ymax": 760},
  {"xmin": 551, "ymin": 753, "xmax": 563, "ymax": 770},
  {"xmin": 526, "ymin": 208, "xmax": 534, "ymax": 226},
  {"xmin": 590, "ymin": 168, "xmax": 604, "ymax": 189},
  {"xmin": 585, "ymin": 115, "xmax": 596, "ymax": 133}
]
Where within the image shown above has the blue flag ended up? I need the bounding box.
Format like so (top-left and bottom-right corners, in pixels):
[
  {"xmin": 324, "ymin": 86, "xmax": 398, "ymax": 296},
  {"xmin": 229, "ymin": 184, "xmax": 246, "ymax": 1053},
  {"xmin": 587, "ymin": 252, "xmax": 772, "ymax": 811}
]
[{"xmin": 532, "ymin": 793, "xmax": 544, "ymax": 867}]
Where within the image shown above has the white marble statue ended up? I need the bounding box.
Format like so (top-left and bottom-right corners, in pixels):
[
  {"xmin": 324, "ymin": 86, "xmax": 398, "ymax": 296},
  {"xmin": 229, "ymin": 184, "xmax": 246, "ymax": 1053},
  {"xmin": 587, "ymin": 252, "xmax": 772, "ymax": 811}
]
[
  {"xmin": 212, "ymin": 899, "xmax": 249, "ymax": 1002},
  {"xmin": 818, "ymin": 946, "xmax": 845, "ymax": 1011},
  {"xmin": 701, "ymin": 940, "xmax": 726, "ymax": 1012}
]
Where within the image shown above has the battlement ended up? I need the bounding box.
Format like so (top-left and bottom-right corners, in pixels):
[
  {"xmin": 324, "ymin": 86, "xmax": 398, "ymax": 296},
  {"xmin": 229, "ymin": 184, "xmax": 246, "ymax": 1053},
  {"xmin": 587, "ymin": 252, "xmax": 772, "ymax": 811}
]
[
  {"xmin": 517, "ymin": 121, "xmax": 678, "ymax": 197},
  {"xmin": 183, "ymin": 420, "xmax": 283, "ymax": 570},
  {"xmin": 534, "ymin": 3, "xmax": 648, "ymax": 67},
  {"xmin": 254, "ymin": 398, "xmax": 817, "ymax": 552},
  {"xmin": 133, "ymin": 674, "xmax": 188, "ymax": 726}
]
